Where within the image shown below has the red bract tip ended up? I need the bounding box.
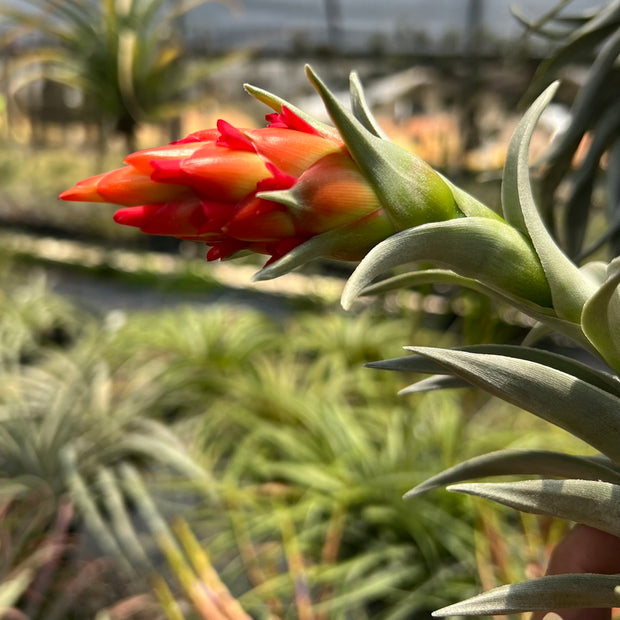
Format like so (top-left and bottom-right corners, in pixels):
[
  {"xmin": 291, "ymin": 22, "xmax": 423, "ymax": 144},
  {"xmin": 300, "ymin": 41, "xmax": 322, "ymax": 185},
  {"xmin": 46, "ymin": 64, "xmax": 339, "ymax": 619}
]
[
  {"xmin": 224, "ymin": 196, "xmax": 295, "ymax": 242},
  {"xmin": 150, "ymin": 159, "xmax": 187, "ymax": 185},
  {"xmin": 206, "ymin": 239, "xmax": 248, "ymax": 261},
  {"xmin": 257, "ymin": 163, "xmax": 297, "ymax": 192},
  {"xmin": 59, "ymin": 186, "xmax": 105, "ymax": 203},
  {"xmin": 266, "ymin": 106, "xmax": 319, "ymax": 135},
  {"xmin": 216, "ymin": 120, "xmax": 255, "ymax": 152},
  {"xmin": 171, "ymin": 128, "xmax": 220, "ymax": 144},
  {"xmin": 114, "ymin": 197, "xmax": 209, "ymax": 236},
  {"xmin": 113, "ymin": 206, "xmax": 149, "ymax": 227},
  {"xmin": 59, "ymin": 173, "xmax": 109, "ymax": 202},
  {"xmin": 124, "ymin": 142, "xmax": 210, "ymax": 175}
]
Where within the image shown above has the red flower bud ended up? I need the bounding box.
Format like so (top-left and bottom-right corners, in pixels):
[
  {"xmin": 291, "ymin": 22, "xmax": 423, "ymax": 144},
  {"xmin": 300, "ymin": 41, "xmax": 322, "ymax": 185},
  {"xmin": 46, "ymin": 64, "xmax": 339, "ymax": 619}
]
[{"xmin": 60, "ymin": 106, "xmax": 402, "ymax": 267}]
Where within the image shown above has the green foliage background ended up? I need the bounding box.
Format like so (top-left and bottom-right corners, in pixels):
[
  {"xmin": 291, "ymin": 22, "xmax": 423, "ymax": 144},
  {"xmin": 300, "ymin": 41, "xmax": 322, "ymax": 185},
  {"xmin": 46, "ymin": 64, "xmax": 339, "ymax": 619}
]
[{"xmin": 0, "ymin": 252, "xmax": 582, "ymax": 619}]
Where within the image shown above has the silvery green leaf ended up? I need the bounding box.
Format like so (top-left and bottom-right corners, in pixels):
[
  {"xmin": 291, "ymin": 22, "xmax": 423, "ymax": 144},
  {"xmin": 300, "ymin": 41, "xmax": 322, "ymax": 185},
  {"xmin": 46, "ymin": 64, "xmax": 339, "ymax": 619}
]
[
  {"xmin": 367, "ymin": 344, "xmax": 620, "ymax": 399},
  {"xmin": 341, "ymin": 218, "xmax": 552, "ymax": 310},
  {"xmin": 359, "ymin": 270, "xmax": 590, "ymax": 348},
  {"xmin": 407, "ymin": 450, "xmax": 620, "ymax": 497},
  {"xmin": 448, "ymin": 479, "xmax": 620, "ymax": 536},
  {"xmin": 580, "ymin": 261, "xmax": 609, "ymax": 285},
  {"xmin": 501, "ymin": 82, "xmax": 557, "ymax": 234},
  {"xmin": 509, "ymin": 1, "xmax": 574, "ymax": 41},
  {"xmin": 521, "ymin": 322, "xmax": 554, "ymax": 347},
  {"xmin": 253, "ymin": 224, "xmax": 373, "ymax": 281},
  {"xmin": 404, "ymin": 347, "xmax": 620, "ymax": 462},
  {"xmin": 120, "ymin": 464, "xmax": 177, "ymax": 541},
  {"xmin": 501, "ymin": 82, "xmax": 597, "ymax": 322},
  {"xmin": 581, "ymin": 258, "xmax": 620, "ymax": 374},
  {"xmin": 359, "ymin": 268, "xmax": 478, "ymax": 297},
  {"xmin": 97, "ymin": 468, "xmax": 152, "ymax": 570},
  {"xmin": 61, "ymin": 448, "xmax": 135, "ymax": 576},
  {"xmin": 348, "ymin": 72, "xmax": 390, "ymax": 140},
  {"xmin": 438, "ymin": 173, "xmax": 503, "ymax": 220},
  {"xmin": 432, "ymin": 573, "xmax": 620, "ymax": 617},
  {"xmin": 243, "ymin": 81, "xmax": 339, "ymax": 140},
  {"xmin": 399, "ymin": 375, "xmax": 469, "ymax": 394}
]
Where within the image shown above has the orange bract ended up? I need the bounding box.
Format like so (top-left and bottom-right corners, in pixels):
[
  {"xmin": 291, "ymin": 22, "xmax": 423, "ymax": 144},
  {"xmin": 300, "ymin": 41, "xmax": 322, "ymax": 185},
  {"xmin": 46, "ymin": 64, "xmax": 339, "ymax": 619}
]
[{"xmin": 60, "ymin": 107, "xmax": 395, "ymax": 266}]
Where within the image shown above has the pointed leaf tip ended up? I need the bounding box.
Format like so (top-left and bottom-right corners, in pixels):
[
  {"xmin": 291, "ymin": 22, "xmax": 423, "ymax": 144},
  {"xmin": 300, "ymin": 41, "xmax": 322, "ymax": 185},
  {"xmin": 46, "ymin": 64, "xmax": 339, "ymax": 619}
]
[
  {"xmin": 404, "ymin": 346, "xmax": 620, "ymax": 462},
  {"xmin": 306, "ymin": 65, "xmax": 459, "ymax": 231},
  {"xmin": 447, "ymin": 479, "xmax": 620, "ymax": 537},
  {"xmin": 348, "ymin": 71, "xmax": 390, "ymax": 139},
  {"xmin": 432, "ymin": 574, "xmax": 620, "ymax": 616}
]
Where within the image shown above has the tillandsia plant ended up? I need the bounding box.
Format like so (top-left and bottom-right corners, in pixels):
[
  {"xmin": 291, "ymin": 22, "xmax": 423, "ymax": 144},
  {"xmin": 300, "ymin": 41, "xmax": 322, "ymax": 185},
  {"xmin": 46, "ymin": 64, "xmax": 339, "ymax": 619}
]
[{"xmin": 61, "ymin": 66, "xmax": 620, "ymax": 616}]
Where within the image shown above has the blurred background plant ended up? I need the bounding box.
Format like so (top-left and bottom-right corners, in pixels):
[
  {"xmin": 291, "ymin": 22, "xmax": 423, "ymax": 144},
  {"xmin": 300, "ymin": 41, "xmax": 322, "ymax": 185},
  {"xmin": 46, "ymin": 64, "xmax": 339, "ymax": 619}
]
[
  {"xmin": 0, "ymin": 0, "xmax": 616, "ymax": 617},
  {"xmin": 2, "ymin": 0, "xmax": 243, "ymax": 154},
  {"xmin": 0, "ymin": 259, "xmax": 585, "ymax": 618},
  {"xmin": 513, "ymin": 0, "xmax": 620, "ymax": 261}
]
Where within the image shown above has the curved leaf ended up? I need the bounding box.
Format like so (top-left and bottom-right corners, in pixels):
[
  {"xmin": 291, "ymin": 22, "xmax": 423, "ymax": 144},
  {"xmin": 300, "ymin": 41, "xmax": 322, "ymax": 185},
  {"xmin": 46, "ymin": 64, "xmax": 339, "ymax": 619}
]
[
  {"xmin": 243, "ymin": 82, "xmax": 340, "ymax": 141},
  {"xmin": 407, "ymin": 450, "xmax": 620, "ymax": 497},
  {"xmin": 432, "ymin": 573, "xmax": 620, "ymax": 617},
  {"xmin": 580, "ymin": 261, "xmax": 609, "ymax": 284},
  {"xmin": 581, "ymin": 259, "xmax": 620, "ymax": 374},
  {"xmin": 367, "ymin": 344, "xmax": 620, "ymax": 399},
  {"xmin": 97, "ymin": 468, "xmax": 152, "ymax": 570},
  {"xmin": 543, "ymin": 26, "xmax": 620, "ymax": 169},
  {"xmin": 564, "ymin": 103, "xmax": 620, "ymax": 258},
  {"xmin": 254, "ymin": 218, "xmax": 389, "ymax": 281},
  {"xmin": 360, "ymin": 270, "xmax": 591, "ymax": 348},
  {"xmin": 359, "ymin": 268, "xmax": 480, "ymax": 297},
  {"xmin": 447, "ymin": 479, "xmax": 620, "ymax": 537},
  {"xmin": 509, "ymin": 0, "xmax": 573, "ymax": 40},
  {"xmin": 501, "ymin": 82, "xmax": 597, "ymax": 321},
  {"xmin": 519, "ymin": 0, "xmax": 620, "ymax": 100},
  {"xmin": 61, "ymin": 448, "xmax": 135, "ymax": 576},
  {"xmin": 0, "ymin": 570, "xmax": 34, "ymax": 609},
  {"xmin": 399, "ymin": 375, "xmax": 469, "ymax": 394},
  {"xmin": 438, "ymin": 173, "xmax": 503, "ymax": 220},
  {"xmin": 341, "ymin": 218, "xmax": 552, "ymax": 310},
  {"xmin": 404, "ymin": 347, "xmax": 620, "ymax": 462},
  {"xmin": 348, "ymin": 72, "xmax": 390, "ymax": 140},
  {"xmin": 521, "ymin": 321, "xmax": 554, "ymax": 347},
  {"xmin": 501, "ymin": 82, "xmax": 557, "ymax": 234}
]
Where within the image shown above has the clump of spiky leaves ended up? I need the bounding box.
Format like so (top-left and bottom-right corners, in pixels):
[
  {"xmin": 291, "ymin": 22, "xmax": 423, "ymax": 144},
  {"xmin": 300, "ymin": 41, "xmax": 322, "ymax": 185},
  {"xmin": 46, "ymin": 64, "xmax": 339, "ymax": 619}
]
[
  {"xmin": 101, "ymin": 297, "xmax": 584, "ymax": 618},
  {"xmin": 0, "ymin": 262, "xmax": 83, "ymax": 369},
  {"xmin": 0, "ymin": 263, "xmax": 499, "ymax": 618},
  {"xmin": 335, "ymin": 60, "xmax": 620, "ymax": 615},
  {"xmin": 4, "ymin": 0, "xmax": 242, "ymax": 153},
  {"xmin": 0, "ymin": 266, "xmax": 218, "ymax": 617},
  {"xmin": 110, "ymin": 305, "xmax": 485, "ymax": 618},
  {"xmin": 513, "ymin": 0, "xmax": 620, "ymax": 261},
  {"xmin": 0, "ymin": 255, "xmax": 590, "ymax": 617}
]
